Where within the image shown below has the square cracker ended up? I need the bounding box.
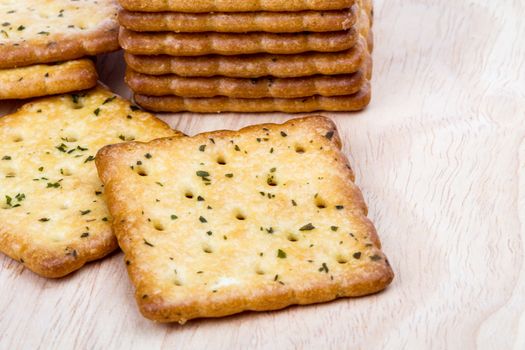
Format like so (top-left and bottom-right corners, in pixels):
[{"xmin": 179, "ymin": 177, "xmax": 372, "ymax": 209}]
[
  {"xmin": 0, "ymin": 85, "xmax": 182, "ymax": 278},
  {"xmin": 0, "ymin": 0, "xmax": 120, "ymax": 68},
  {"xmin": 96, "ymin": 116, "xmax": 394, "ymax": 323},
  {"xmin": 118, "ymin": 7, "xmax": 358, "ymax": 33},
  {"xmin": 125, "ymin": 54, "xmax": 371, "ymax": 98},
  {"xmin": 117, "ymin": 0, "xmax": 356, "ymax": 12},
  {"xmin": 0, "ymin": 59, "xmax": 98, "ymax": 100}
]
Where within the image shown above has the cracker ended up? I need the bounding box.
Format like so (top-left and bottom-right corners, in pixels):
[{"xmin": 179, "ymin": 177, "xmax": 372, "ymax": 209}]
[
  {"xmin": 125, "ymin": 55, "xmax": 371, "ymax": 98},
  {"xmin": 124, "ymin": 38, "xmax": 367, "ymax": 78},
  {"xmin": 0, "ymin": 85, "xmax": 181, "ymax": 278},
  {"xmin": 134, "ymin": 81, "xmax": 371, "ymax": 113},
  {"xmin": 118, "ymin": 7, "xmax": 357, "ymax": 33},
  {"xmin": 119, "ymin": 27, "xmax": 359, "ymax": 56},
  {"xmin": 95, "ymin": 116, "xmax": 394, "ymax": 323},
  {"xmin": 0, "ymin": 59, "xmax": 98, "ymax": 100},
  {"xmin": 0, "ymin": 0, "xmax": 120, "ymax": 69},
  {"xmin": 117, "ymin": 0, "xmax": 356, "ymax": 12}
]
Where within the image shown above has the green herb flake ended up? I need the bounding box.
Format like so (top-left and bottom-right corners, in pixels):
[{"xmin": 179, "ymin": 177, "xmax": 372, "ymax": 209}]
[
  {"xmin": 144, "ymin": 153, "xmax": 152, "ymax": 159},
  {"xmin": 81, "ymin": 232, "xmax": 89, "ymax": 238},
  {"xmin": 331, "ymin": 226, "xmax": 339, "ymax": 232},
  {"xmin": 102, "ymin": 96, "xmax": 117, "ymax": 104},
  {"xmin": 234, "ymin": 145, "xmax": 241, "ymax": 152},
  {"xmin": 47, "ymin": 182, "xmax": 61, "ymax": 188},
  {"xmin": 143, "ymin": 239, "xmax": 154, "ymax": 247},
  {"xmin": 299, "ymin": 223, "xmax": 315, "ymax": 231},
  {"xmin": 291, "ymin": 200, "xmax": 297, "ymax": 206},
  {"xmin": 17, "ymin": 25, "xmax": 25, "ymax": 31},
  {"xmin": 206, "ymin": 231, "xmax": 212, "ymax": 236},
  {"xmin": 318, "ymin": 262, "xmax": 329, "ymax": 273},
  {"xmin": 225, "ymin": 173, "xmax": 234, "ymax": 178},
  {"xmin": 80, "ymin": 210, "xmax": 91, "ymax": 216},
  {"xmin": 197, "ymin": 196, "xmax": 204, "ymax": 201},
  {"xmin": 353, "ymin": 252, "xmax": 362, "ymax": 259},
  {"xmin": 93, "ymin": 108, "xmax": 100, "ymax": 116},
  {"xmin": 171, "ymin": 215, "xmax": 178, "ymax": 220},
  {"xmin": 325, "ymin": 131, "xmax": 335, "ymax": 140},
  {"xmin": 2, "ymin": 155, "xmax": 11, "ymax": 160},
  {"xmin": 335, "ymin": 205, "xmax": 344, "ymax": 210},
  {"xmin": 199, "ymin": 216, "xmax": 207, "ymax": 223},
  {"xmin": 280, "ymin": 131, "xmax": 288, "ymax": 137},
  {"xmin": 84, "ymin": 156, "xmax": 95, "ymax": 163},
  {"xmin": 277, "ymin": 249, "xmax": 287, "ymax": 259},
  {"xmin": 156, "ymin": 182, "xmax": 164, "ymax": 187},
  {"xmin": 39, "ymin": 218, "xmax": 50, "ymax": 222},
  {"xmin": 370, "ymin": 255, "xmax": 382, "ymax": 261},
  {"xmin": 199, "ymin": 145, "xmax": 206, "ymax": 152}
]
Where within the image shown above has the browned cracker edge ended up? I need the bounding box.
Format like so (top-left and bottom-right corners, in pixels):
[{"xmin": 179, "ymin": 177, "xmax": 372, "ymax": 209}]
[
  {"xmin": 0, "ymin": 59, "xmax": 98, "ymax": 100},
  {"xmin": 117, "ymin": 0, "xmax": 356, "ymax": 12},
  {"xmin": 95, "ymin": 116, "xmax": 393, "ymax": 322},
  {"xmin": 0, "ymin": 23, "xmax": 119, "ymax": 69},
  {"xmin": 0, "ymin": 86, "xmax": 176, "ymax": 278},
  {"xmin": 118, "ymin": 7, "xmax": 357, "ymax": 33}
]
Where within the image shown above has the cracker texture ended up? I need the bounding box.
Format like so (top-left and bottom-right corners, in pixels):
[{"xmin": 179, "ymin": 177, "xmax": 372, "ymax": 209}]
[
  {"xmin": 134, "ymin": 81, "xmax": 371, "ymax": 113},
  {"xmin": 0, "ymin": 0, "xmax": 120, "ymax": 68},
  {"xmin": 124, "ymin": 39, "xmax": 367, "ymax": 78},
  {"xmin": 119, "ymin": 27, "xmax": 359, "ymax": 56},
  {"xmin": 0, "ymin": 59, "xmax": 98, "ymax": 100},
  {"xmin": 117, "ymin": 0, "xmax": 356, "ymax": 12},
  {"xmin": 118, "ymin": 7, "xmax": 357, "ymax": 33},
  {"xmin": 96, "ymin": 116, "xmax": 393, "ymax": 323},
  {"xmin": 0, "ymin": 85, "xmax": 180, "ymax": 278},
  {"xmin": 126, "ymin": 54, "xmax": 371, "ymax": 98}
]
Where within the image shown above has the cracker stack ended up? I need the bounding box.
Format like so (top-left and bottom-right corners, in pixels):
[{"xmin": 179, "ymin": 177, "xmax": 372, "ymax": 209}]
[
  {"xmin": 0, "ymin": 0, "xmax": 120, "ymax": 100},
  {"xmin": 118, "ymin": 0, "xmax": 374, "ymax": 113}
]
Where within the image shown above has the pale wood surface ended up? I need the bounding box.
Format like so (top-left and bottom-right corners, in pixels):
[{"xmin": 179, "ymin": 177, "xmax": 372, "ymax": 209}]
[{"xmin": 1, "ymin": 0, "xmax": 524, "ymax": 349}]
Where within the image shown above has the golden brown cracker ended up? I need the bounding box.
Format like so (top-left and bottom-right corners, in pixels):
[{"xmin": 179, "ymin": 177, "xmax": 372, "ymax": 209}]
[
  {"xmin": 134, "ymin": 81, "xmax": 371, "ymax": 113},
  {"xmin": 125, "ymin": 55, "xmax": 371, "ymax": 98},
  {"xmin": 0, "ymin": 85, "xmax": 181, "ymax": 278},
  {"xmin": 0, "ymin": 59, "xmax": 98, "ymax": 100},
  {"xmin": 117, "ymin": 0, "xmax": 356, "ymax": 12},
  {"xmin": 118, "ymin": 7, "xmax": 357, "ymax": 33},
  {"xmin": 95, "ymin": 116, "xmax": 393, "ymax": 323},
  {"xmin": 0, "ymin": 0, "xmax": 120, "ymax": 68},
  {"xmin": 119, "ymin": 27, "xmax": 359, "ymax": 56},
  {"xmin": 124, "ymin": 38, "xmax": 367, "ymax": 78}
]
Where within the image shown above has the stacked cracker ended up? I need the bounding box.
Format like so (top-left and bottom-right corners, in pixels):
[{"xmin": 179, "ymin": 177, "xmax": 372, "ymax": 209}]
[
  {"xmin": 0, "ymin": 0, "xmax": 120, "ymax": 100},
  {"xmin": 118, "ymin": 0, "xmax": 374, "ymax": 113}
]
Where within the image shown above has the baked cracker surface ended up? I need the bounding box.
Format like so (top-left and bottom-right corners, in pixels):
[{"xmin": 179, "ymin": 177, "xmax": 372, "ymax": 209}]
[
  {"xmin": 0, "ymin": 59, "xmax": 98, "ymax": 100},
  {"xmin": 0, "ymin": 0, "xmax": 120, "ymax": 68},
  {"xmin": 117, "ymin": 0, "xmax": 356, "ymax": 12},
  {"xmin": 0, "ymin": 85, "xmax": 181, "ymax": 278},
  {"xmin": 96, "ymin": 116, "xmax": 393, "ymax": 323}
]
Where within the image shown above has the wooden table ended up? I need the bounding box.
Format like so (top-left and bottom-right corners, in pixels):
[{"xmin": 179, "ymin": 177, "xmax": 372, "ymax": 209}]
[{"xmin": 1, "ymin": 0, "xmax": 524, "ymax": 348}]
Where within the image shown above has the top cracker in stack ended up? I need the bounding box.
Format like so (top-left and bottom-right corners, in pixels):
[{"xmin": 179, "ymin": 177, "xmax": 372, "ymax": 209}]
[
  {"xmin": 0, "ymin": 0, "xmax": 120, "ymax": 99},
  {"xmin": 118, "ymin": 0, "xmax": 375, "ymax": 113}
]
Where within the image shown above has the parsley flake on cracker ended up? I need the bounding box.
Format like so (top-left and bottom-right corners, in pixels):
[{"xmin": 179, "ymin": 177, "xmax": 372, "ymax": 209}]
[
  {"xmin": 96, "ymin": 116, "xmax": 393, "ymax": 323},
  {"xmin": 0, "ymin": 85, "xmax": 180, "ymax": 278}
]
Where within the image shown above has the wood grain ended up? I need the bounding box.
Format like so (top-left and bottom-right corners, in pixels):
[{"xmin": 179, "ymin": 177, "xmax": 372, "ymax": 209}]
[{"xmin": 1, "ymin": 0, "xmax": 524, "ymax": 348}]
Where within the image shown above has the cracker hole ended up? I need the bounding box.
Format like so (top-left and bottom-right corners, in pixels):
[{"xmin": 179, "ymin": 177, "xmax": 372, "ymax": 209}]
[
  {"xmin": 60, "ymin": 168, "xmax": 73, "ymax": 176},
  {"xmin": 336, "ymin": 255, "xmax": 349, "ymax": 264},
  {"xmin": 174, "ymin": 279, "xmax": 183, "ymax": 286},
  {"xmin": 185, "ymin": 191, "xmax": 194, "ymax": 199},
  {"xmin": 315, "ymin": 197, "xmax": 327, "ymax": 209},
  {"xmin": 235, "ymin": 211, "xmax": 246, "ymax": 221},
  {"xmin": 12, "ymin": 136, "xmax": 23, "ymax": 143},
  {"xmin": 134, "ymin": 166, "xmax": 148, "ymax": 177},
  {"xmin": 153, "ymin": 221, "xmax": 165, "ymax": 231},
  {"xmin": 216, "ymin": 156, "xmax": 227, "ymax": 165},
  {"xmin": 255, "ymin": 268, "xmax": 265, "ymax": 275},
  {"xmin": 5, "ymin": 170, "xmax": 16, "ymax": 178},
  {"xmin": 62, "ymin": 136, "xmax": 78, "ymax": 143},
  {"xmin": 295, "ymin": 145, "xmax": 306, "ymax": 153},
  {"xmin": 287, "ymin": 233, "xmax": 299, "ymax": 242},
  {"xmin": 267, "ymin": 178, "xmax": 278, "ymax": 187},
  {"xmin": 202, "ymin": 244, "xmax": 213, "ymax": 254}
]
